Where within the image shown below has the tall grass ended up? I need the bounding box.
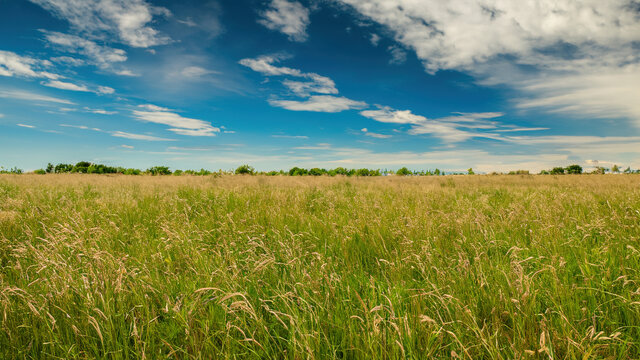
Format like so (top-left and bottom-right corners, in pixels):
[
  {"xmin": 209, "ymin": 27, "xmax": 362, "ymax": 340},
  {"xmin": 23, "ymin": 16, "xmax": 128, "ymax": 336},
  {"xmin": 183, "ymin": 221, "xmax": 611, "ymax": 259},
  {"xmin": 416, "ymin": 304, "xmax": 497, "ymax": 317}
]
[{"xmin": 1, "ymin": 174, "xmax": 639, "ymax": 358}]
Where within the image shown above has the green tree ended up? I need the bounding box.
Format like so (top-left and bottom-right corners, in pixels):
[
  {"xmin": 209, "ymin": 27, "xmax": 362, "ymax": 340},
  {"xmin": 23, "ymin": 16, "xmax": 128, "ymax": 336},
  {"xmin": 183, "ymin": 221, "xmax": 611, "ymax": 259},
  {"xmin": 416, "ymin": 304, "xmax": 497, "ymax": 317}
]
[
  {"xmin": 611, "ymin": 164, "xmax": 620, "ymax": 173},
  {"xmin": 550, "ymin": 167, "xmax": 565, "ymax": 175},
  {"xmin": 46, "ymin": 163, "xmax": 54, "ymax": 173},
  {"xmin": 467, "ymin": 168, "xmax": 475, "ymax": 175},
  {"xmin": 235, "ymin": 164, "xmax": 255, "ymax": 175},
  {"xmin": 565, "ymin": 164, "xmax": 583, "ymax": 174},
  {"xmin": 396, "ymin": 167, "xmax": 412, "ymax": 176},
  {"xmin": 147, "ymin": 166, "xmax": 172, "ymax": 175}
]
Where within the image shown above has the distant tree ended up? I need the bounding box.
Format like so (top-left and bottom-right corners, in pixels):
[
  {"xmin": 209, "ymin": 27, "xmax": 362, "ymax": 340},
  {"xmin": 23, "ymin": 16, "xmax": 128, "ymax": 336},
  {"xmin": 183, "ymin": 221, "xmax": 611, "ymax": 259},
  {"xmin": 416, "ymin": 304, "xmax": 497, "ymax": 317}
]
[
  {"xmin": 434, "ymin": 168, "xmax": 441, "ymax": 176},
  {"xmin": 550, "ymin": 167, "xmax": 565, "ymax": 175},
  {"xmin": 123, "ymin": 168, "xmax": 141, "ymax": 175},
  {"xmin": 396, "ymin": 167, "xmax": 412, "ymax": 176},
  {"xmin": 173, "ymin": 170, "xmax": 184, "ymax": 176},
  {"xmin": 46, "ymin": 163, "xmax": 54, "ymax": 173},
  {"xmin": 288, "ymin": 167, "xmax": 308, "ymax": 176},
  {"xmin": 235, "ymin": 164, "xmax": 255, "ymax": 175},
  {"xmin": 147, "ymin": 166, "xmax": 172, "ymax": 175},
  {"xmin": 611, "ymin": 164, "xmax": 620, "ymax": 173},
  {"xmin": 592, "ymin": 167, "xmax": 606, "ymax": 174},
  {"xmin": 34, "ymin": 169, "xmax": 46, "ymax": 175},
  {"xmin": 565, "ymin": 164, "xmax": 583, "ymax": 174},
  {"xmin": 54, "ymin": 163, "xmax": 73, "ymax": 173},
  {"xmin": 308, "ymin": 168, "xmax": 326, "ymax": 176},
  {"xmin": 624, "ymin": 167, "xmax": 632, "ymax": 174},
  {"xmin": 467, "ymin": 168, "xmax": 475, "ymax": 175}
]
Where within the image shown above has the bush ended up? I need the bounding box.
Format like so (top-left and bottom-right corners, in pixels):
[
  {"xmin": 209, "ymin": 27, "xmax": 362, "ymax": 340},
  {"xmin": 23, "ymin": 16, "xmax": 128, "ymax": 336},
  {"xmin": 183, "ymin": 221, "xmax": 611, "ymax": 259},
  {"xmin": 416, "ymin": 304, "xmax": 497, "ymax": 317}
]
[
  {"xmin": 550, "ymin": 167, "xmax": 565, "ymax": 175},
  {"xmin": 235, "ymin": 165, "xmax": 255, "ymax": 175},
  {"xmin": 308, "ymin": 168, "xmax": 327, "ymax": 176},
  {"xmin": 34, "ymin": 169, "xmax": 46, "ymax": 175}
]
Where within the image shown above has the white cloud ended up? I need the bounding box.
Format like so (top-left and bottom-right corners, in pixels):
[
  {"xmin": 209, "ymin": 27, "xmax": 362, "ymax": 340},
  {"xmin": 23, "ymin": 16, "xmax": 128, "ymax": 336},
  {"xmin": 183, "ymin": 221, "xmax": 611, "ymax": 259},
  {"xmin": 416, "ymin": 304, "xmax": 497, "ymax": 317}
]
[
  {"xmin": 0, "ymin": 89, "xmax": 75, "ymax": 104},
  {"xmin": 360, "ymin": 106, "xmax": 506, "ymax": 142},
  {"xmin": 121, "ymin": 144, "xmax": 134, "ymax": 149},
  {"xmin": 181, "ymin": 66, "xmax": 218, "ymax": 78},
  {"xmin": 0, "ymin": 50, "xmax": 59, "ymax": 79},
  {"xmin": 269, "ymin": 95, "xmax": 367, "ymax": 113},
  {"xmin": 258, "ymin": 0, "xmax": 310, "ymax": 42},
  {"xmin": 361, "ymin": 128, "xmax": 391, "ymax": 139},
  {"xmin": 272, "ymin": 134, "xmax": 309, "ymax": 139},
  {"xmin": 337, "ymin": 0, "xmax": 640, "ymax": 126},
  {"xmin": 282, "ymin": 75, "xmax": 338, "ymax": 97},
  {"xmin": 97, "ymin": 86, "xmax": 115, "ymax": 94},
  {"xmin": 240, "ymin": 55, "xmax": 339, "ymax": 97},
  {"xmin": 111, "ymin": 131, "xmax": 174, "ymax": 141},
  {"xmin": 388, "ymin": 46, "xmax": 407, "ymax": 65},
  {"xmin": 239, "ymin": 55, "xmax": 304, "ymax": 77},
  {"xmin": 43, "ymin": 32, "xmax": 135, "ymax": 75},
  {"xmin": 17, "ymin": 123, "xmax": 36, "ymax": 128},
  {"xmin": 42, "ymin": 80, "xmax": 90, "ymax": 92},
  {"xmin": 30, "ymin": 0, "xmax": 171, "ymax": 48},
  {"xmin": 84, "ymin": 107, "xmax": 117, "ymax": 115},
  {"xmin": 132, "ymin": 104, "xmax": 220, "ymax": 136},
  {"xmin": 50, "ymin": 56, "xmax": 85, "ymax": 66},
  {"xmin": 370, "ymin": 33, "xmax": 380, "ymax": 46}
]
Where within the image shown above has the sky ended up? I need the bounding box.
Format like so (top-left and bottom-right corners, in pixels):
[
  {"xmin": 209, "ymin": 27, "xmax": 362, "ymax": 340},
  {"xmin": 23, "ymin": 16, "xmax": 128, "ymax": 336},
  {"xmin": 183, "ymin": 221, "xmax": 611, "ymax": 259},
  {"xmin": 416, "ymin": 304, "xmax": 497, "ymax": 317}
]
[{"xmin": 0, "ymin": 0, "xmax": 639, "ymax": 172}]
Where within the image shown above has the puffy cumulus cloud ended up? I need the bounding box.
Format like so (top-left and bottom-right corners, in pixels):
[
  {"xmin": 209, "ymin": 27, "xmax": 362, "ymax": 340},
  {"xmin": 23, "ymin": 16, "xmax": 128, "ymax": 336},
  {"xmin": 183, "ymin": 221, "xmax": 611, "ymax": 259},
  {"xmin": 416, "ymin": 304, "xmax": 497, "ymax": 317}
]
[
  {"xmin": 338, "ymin": 0, "xmax": 640, "ymax": 72},
  {"xmin": 43, "ymin": 32, "xmax": 132, "ymax": 74},
  {"xmin": 0, "ymin": 50, "xmax": 59, "ymax": 79},
  {"xmin": 132, "ymin": 104, "xmax": 220, "ymax": 136},
  {"xmin": 269, "ymin": 95, "xmax": 367, "ymax": 113},
  {"xmin": 258, "ymin": 0, "xmax": 310, "ymax": 42},
  {"xmin": 338, "ymin": 0, "xmax": 640, "ymax": 125},
  {"xmin": 30, "ymin": 0, "xmax": 171, "ymax": 48}
]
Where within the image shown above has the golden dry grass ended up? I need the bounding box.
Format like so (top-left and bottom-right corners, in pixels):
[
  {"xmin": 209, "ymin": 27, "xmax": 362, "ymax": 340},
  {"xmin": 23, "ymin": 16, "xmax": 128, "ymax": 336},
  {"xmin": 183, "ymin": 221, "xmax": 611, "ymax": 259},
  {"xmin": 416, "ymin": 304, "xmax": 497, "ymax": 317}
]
[{"xmin": 1, "ymin": 174, "xmax": 639, "ymax": 359}]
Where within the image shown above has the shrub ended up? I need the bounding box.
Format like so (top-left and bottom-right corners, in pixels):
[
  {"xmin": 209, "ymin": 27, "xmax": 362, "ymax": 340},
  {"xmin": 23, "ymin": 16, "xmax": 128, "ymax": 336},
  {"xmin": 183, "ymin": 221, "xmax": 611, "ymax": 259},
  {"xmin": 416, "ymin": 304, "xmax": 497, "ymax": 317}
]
[
  {"xmin": 550, "ymin": 167, "xmax": 565, "ymax": 175},
  {"xmin": 34, "ymin": 169, "xmax": 46, "ymax": 175}
]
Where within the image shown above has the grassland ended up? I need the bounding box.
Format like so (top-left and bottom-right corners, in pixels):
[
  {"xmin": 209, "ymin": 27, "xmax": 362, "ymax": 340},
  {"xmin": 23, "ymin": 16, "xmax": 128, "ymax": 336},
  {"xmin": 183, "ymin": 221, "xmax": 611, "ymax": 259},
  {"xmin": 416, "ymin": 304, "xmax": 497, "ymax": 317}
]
[{"xmin": 1, "ymin": 174, "xmax": 639, "ymax": 359}]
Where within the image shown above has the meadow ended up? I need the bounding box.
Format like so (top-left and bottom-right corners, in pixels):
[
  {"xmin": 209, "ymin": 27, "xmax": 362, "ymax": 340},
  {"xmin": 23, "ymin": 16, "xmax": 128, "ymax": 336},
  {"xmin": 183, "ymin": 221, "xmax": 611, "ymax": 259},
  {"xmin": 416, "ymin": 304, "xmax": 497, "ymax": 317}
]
[{"xmin": 0, "ymin": 174, "xmax": 639, "ymax": 359}]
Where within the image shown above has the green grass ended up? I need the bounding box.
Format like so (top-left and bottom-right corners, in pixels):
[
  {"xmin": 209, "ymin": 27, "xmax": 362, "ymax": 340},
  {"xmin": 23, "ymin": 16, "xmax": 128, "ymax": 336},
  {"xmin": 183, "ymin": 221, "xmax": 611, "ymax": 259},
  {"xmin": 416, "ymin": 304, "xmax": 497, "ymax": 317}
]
[{"xmin": 1, "ymin": 174, "xmax": 639, "ymax": 359}]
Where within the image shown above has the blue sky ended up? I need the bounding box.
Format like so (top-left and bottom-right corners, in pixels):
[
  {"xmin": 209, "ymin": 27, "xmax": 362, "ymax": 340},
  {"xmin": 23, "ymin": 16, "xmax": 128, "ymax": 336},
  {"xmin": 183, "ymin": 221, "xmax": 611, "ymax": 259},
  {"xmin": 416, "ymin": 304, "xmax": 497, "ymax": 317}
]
[{"xmin": 1, "ymin": 0, "xmax": 639, "ymax": 172}]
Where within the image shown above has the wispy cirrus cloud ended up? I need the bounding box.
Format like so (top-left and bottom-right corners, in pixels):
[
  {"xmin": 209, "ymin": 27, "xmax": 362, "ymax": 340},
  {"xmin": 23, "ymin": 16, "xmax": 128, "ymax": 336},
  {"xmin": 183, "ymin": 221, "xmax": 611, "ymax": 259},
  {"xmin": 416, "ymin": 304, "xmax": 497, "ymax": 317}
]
[
  {"xmin": 132, "ymin": 104, "xmax": 220, "ymax": 137},
  {"xmin": 0, "ymin": 89, "xmax": 75, "ymax": 104},
  {"xmin": 111, "ymin": 131, "xmax": 174, "ymax": 141},
  {"xmin": 17, "ymin": 123, "xmax": 36, "ymax": 128},
  {"xmin": 30, "ymin": 0, "xmax": 172, "ymax": 48},
  {"xmin": 42, "ymin": 80, "xmax": 90, "ymax": 92},
  {"xmin": 43, "ymin": 31, "xmax": 134, "ymax": 75},
  {"xmin": 270, "ymin": 95, "xmax": 367, "ymax": 113},
  {"xmin": 258, "ymin": 0, "xmax": 310, "ymax": 42},
  {"xmin": 361, "ymin": 128, "xmax": 391, "ymax": 139},
  {"xmin": 361, "ymin": 106, "xmax": 506, "ymax": 142}
]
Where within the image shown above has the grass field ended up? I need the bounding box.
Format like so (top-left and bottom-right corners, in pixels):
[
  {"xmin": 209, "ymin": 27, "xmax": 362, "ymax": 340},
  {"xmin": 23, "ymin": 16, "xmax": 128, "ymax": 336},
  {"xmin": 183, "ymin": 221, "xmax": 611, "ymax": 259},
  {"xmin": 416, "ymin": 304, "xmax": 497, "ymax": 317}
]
[{"xmin": 1, "ymin": 174, "xmax": 639, "ymax": 359}]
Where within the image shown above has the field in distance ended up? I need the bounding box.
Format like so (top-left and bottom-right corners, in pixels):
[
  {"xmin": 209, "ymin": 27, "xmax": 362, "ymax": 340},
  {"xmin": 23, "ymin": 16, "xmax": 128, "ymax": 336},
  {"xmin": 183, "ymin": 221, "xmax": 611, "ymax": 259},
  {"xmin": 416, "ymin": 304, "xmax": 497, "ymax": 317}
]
[{"xmin": 1, "ymin": 174, "xmax": 639, "ymax": 358}]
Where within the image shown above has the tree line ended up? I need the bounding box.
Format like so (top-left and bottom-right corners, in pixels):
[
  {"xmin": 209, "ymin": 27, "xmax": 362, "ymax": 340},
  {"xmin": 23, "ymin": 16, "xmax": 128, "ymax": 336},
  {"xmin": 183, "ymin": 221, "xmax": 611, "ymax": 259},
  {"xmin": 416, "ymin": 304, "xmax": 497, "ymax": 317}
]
[{"xmin": 1, "ymin": 162, "xmax": 638, "ymax": 176}]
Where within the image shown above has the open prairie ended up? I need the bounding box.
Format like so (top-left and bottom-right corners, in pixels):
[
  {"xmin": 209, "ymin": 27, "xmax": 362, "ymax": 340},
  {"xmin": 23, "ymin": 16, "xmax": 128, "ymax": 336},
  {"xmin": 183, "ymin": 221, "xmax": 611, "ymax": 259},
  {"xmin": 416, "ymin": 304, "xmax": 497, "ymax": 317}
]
[{"xmin": 1, "ymin": 174, "xmax": 639, "ymax": 359}]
